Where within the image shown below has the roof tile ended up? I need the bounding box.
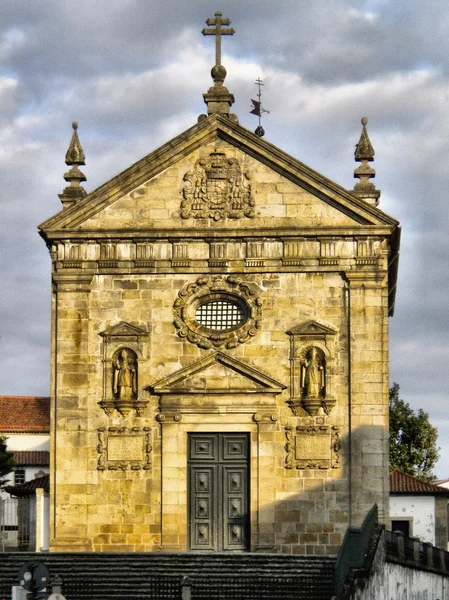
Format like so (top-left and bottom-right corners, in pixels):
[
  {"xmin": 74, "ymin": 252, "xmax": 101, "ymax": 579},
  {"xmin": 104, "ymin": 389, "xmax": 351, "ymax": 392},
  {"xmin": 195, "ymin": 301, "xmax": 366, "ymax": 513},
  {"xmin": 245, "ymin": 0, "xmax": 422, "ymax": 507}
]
[
  {"xmin": 13, "ymin": 451, "xmax": 49, "ymax": 466},
  {"xmin": 5, "ymin": 473, "xmax": 49, "ymax": 496},
  {"xmin": 0, "ymin": 396, "xmax": 50, "ymax": 433},
  {"xmin": 390, "ymin": 469, "xmax": 449, "ymax": 495}
]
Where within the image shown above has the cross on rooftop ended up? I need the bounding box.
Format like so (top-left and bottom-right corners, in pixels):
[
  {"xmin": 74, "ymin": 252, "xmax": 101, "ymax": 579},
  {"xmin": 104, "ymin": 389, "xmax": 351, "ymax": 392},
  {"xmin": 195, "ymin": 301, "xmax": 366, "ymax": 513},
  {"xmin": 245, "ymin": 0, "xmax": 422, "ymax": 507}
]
[{"xmin": 202, "ymin": 11, "xmax": 235, "ymax": 67}]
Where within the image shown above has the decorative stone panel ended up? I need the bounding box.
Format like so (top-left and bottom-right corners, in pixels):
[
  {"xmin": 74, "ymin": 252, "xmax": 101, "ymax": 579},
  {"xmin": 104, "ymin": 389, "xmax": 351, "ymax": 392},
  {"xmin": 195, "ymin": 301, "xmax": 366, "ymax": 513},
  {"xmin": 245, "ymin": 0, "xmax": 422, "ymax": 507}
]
[
  {"xmin": 285, "ymin": 425, "xmax": 340, "ymax": 469},
  {"xmin": 135, "ymin": 242, "xmax": 155, "ymax": 267},
  {"xmin": 97, "ymin": 426, "xmax": 151, "ymax": 470},
  {"xmin": 181, "ymin": 149, "xmax": 254, "ymax": 221}
]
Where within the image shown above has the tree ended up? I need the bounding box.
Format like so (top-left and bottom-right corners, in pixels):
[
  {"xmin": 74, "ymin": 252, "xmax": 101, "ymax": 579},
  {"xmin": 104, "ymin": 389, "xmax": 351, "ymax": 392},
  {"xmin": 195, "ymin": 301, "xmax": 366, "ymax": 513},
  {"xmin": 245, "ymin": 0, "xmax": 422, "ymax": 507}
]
[
  {"xmin": 0, "ymin": 435, "xmax": 15, "ymax": 490},
  {"xmin": 389, "ymin": 383, "xmax": 439, "ymax": 481}
]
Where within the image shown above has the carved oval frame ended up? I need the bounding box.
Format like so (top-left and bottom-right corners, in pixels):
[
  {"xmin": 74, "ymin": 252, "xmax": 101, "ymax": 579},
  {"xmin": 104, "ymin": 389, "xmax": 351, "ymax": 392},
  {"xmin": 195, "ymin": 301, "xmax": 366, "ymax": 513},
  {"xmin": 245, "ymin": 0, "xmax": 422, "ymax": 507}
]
[{"xmin": 173, "ymin": 275, "xmax": 262, "ymax": 350}]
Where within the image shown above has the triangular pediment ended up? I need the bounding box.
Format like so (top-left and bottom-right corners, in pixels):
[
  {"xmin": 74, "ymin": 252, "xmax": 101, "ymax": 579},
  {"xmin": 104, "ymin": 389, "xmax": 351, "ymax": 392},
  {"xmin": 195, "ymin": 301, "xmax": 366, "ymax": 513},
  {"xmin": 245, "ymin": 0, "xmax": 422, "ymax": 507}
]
[
  {"xmin": 100, "ymin": 321, "xmax": 148, "ymax": 338},
  {"xmin": 150, "ymin": 351, "xmax": 286, "ymax": 394},
  {"xmin": 39, "ymin": 114, "xmax": 399, "ymax": 235},
  {"xmin": 287, "ymin": 320, "xmax": 337, "ymax": 338}
]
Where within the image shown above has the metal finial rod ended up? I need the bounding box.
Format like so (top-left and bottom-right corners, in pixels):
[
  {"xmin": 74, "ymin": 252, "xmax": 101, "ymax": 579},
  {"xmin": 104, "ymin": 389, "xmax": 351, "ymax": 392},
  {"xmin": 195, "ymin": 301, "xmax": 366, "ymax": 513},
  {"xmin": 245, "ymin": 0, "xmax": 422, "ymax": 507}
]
[
  {"xmin": 202, "ymin": 11, "xmax": 235, "ymax": 67},
  {"xmin": 250, "ymin": 78, "xmax": 270, "ymax": 137}
]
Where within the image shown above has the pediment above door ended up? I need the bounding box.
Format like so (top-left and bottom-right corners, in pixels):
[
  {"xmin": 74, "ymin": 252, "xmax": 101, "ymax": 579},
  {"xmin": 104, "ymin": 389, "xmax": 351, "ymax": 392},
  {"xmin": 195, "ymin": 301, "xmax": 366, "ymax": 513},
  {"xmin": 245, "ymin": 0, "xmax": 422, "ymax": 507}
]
[{"xmin": 149, "ymin": 351, "xmax": 286, "ymax": 418}]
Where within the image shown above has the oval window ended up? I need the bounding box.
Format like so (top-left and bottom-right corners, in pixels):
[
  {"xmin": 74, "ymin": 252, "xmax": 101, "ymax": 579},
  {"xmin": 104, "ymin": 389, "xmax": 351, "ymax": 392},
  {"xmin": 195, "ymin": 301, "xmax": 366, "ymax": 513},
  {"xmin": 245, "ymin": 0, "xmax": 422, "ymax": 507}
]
[{"xmin": 195, "ymin": 300, "xmax": 246, "ymax": 331}]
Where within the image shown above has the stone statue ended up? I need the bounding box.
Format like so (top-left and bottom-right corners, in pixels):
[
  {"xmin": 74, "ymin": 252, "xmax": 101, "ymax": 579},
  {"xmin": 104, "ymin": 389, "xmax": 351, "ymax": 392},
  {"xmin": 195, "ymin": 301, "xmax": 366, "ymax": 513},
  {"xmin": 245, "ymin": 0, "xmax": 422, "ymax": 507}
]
[
  {"xmin": 113, "ymin": 349, "xmax": 137, "ymax": 400},
  {"xmin": 301, "ymin": 347, "xmax": 325, "ymax": 399}
]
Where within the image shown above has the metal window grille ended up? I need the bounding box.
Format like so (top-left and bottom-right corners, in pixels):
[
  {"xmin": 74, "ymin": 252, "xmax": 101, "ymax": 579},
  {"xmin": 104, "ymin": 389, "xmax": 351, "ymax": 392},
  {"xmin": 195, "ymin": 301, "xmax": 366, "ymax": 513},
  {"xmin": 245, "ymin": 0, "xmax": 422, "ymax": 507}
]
[
  {"xmin": 14, "ymin": 469, "xmax": 25, "ymax": 485},
  {"xmin": 196, "ymin": 301, "xmax": 244, "ymax": 330}
]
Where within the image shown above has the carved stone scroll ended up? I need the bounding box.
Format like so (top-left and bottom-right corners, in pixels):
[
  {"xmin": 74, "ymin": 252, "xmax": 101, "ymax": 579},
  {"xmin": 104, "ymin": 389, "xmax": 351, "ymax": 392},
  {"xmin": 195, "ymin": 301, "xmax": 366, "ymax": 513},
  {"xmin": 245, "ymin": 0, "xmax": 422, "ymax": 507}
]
[
  {"xmin": 96, "ymin": 427, "xmax": 151, "ymax": 471},
  {"xmin": 181, "ymin": 150, "xmax": 255, "ymax": 221}
]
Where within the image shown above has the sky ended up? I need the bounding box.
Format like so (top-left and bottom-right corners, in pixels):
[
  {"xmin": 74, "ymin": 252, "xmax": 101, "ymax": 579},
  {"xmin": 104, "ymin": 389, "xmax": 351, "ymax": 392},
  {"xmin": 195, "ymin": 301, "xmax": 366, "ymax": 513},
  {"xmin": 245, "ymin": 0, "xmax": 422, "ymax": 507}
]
[{"xmin": 0, "ymin": 1, "xmax": 448, "ymax": 477}]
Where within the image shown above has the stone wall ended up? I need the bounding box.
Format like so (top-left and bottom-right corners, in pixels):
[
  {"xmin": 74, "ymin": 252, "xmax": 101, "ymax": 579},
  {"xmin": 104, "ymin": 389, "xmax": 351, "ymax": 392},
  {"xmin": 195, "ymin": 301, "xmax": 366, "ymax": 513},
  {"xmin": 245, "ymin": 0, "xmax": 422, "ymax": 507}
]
[{"xmin": 50, "ymin": 268, "xmax": 389, "ymax": 553}]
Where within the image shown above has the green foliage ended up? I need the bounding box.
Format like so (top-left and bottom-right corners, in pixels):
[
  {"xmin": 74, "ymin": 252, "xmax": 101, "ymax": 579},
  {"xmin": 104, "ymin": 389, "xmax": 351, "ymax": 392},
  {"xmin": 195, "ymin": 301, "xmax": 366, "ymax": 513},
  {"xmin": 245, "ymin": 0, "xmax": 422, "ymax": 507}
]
[
  {"xmin": 389, "ymin": 383, "xmax": 439, "ymax": 481},
  {"xmin": 0, "ymin": 435, "xmax": 15, "ymax": 490}
]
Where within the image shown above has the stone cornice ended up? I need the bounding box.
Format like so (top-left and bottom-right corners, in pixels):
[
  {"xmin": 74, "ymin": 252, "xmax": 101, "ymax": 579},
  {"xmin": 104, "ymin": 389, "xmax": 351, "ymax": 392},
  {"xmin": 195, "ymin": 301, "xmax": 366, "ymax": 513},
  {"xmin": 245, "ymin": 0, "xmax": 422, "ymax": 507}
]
[{"xmin": 41, "ymin": 226, "xmax": 397, "ymax": 242}]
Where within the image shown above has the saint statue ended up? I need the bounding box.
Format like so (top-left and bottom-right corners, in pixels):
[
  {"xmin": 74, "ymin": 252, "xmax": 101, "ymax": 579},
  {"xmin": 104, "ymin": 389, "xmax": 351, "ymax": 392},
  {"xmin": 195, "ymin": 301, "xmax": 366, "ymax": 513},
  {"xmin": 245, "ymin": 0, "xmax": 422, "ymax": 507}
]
[
  {"xmin": 113, "ymin": 349, "xmax": 137, "ymax": 400},
  {"xmin": 301, "ymin": 347, "xmax": 325, "ymax": 399}
]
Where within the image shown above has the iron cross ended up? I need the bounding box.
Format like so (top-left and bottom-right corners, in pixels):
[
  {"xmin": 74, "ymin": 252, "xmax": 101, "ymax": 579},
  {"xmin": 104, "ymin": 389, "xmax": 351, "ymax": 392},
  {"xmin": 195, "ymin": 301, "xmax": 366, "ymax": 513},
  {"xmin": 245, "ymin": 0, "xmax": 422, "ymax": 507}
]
[{"xmin": 202, "ymin": 12, "xmax": 235, "ymax": 67}]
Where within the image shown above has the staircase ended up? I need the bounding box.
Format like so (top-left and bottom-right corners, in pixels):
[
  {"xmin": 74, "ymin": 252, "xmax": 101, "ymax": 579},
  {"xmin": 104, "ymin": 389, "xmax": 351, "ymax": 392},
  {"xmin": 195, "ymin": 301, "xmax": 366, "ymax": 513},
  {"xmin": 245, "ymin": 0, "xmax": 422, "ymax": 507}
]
[{"xmin": 0, "ymin": 552, "xmax": 336, "ymax": 600}]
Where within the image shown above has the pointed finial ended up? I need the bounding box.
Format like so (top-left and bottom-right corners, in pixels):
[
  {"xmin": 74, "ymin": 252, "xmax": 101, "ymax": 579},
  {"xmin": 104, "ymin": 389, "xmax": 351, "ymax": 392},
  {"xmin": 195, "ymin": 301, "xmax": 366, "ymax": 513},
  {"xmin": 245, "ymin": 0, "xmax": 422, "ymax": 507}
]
[
  {"xmin": 352, "ymin": 117, "xmax": 380, "ymax": 206},
  {"xmin": 59, "ymin": 121, "xmax": 87, "ymax": 209},
  {"xmin": 200, "ymin": 11, "xmax": 238, "ymax": 121},
  {"xmin": 65, "ymin": 121, "xmax": 85, "ymax": 165}
]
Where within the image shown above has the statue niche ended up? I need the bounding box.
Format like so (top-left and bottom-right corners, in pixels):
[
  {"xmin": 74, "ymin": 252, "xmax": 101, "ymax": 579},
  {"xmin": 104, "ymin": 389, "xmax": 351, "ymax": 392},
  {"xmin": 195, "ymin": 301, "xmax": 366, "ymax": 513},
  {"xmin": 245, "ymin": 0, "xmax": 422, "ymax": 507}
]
[
  {"xmin": 112, "ymin": 348, "xmax": 138, "ymax": 417},
  {"xmin": 300, "ymin": 346, "xmax": 326, "ymax": 416},
  {"xmin": 286, "ymin": 320, "xmax": 337, "ymax": 418}
]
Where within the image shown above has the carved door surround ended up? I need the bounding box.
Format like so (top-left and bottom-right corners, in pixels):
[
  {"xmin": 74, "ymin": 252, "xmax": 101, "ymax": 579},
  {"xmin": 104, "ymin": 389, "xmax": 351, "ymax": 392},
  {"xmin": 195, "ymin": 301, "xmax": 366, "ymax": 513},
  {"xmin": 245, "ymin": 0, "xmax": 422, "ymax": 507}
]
[{"xmin": 151, "ymin": 352, "xmax": 285, "ymax": 552}]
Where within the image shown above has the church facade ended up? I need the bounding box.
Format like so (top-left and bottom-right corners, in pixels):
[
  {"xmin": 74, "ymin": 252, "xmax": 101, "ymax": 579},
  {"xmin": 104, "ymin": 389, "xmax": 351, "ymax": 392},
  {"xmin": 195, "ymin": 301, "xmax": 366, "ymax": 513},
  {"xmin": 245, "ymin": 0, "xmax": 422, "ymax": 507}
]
[{"xmin": 39, "ymin": 13, "xmax": 400, "ymax": 554}]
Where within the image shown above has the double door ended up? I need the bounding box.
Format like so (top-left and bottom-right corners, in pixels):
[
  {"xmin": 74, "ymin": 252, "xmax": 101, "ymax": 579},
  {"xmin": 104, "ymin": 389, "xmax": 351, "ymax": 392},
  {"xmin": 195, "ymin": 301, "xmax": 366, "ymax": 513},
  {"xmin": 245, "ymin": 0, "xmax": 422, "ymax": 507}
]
[{"xmin": 188, "ymin": 433, "xmax": 249, "ymax": 551}]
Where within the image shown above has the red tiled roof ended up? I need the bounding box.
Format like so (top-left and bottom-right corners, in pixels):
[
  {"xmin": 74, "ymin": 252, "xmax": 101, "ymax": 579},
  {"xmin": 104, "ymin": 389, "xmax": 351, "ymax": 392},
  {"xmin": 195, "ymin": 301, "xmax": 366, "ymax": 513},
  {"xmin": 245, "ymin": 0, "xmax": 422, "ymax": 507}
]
[
  {"xmin": 13, "ymin": 451, "xmax": 49, "ymax": 466},
  {"xmin": 0, "ymin": 396, "xmax": 50, "ymax": 433},
  {"xmin": 5, "ymin": 473, "xmax": 49, "ymax": 497},
  {"xmin": 390, "ymin": 469, "xmax": 449, "ymax": 495}
]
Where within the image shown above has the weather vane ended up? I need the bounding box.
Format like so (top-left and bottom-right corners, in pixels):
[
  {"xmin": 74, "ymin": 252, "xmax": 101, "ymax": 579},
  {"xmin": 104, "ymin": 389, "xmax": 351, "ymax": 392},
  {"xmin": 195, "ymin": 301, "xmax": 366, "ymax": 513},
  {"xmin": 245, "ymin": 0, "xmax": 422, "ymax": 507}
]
[{"xmin": 250, "ymin": 78, "xmax": 270, "ymax": 137}]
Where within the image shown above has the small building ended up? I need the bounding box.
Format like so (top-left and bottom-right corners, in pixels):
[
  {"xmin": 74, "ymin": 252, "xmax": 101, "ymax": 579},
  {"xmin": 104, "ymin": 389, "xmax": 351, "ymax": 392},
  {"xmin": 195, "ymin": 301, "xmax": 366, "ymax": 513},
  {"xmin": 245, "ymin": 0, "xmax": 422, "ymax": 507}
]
[
  {"xmin": 0, "ymin": 395, "xmax": 50, "ymax": 493},
  {"xmin": 389, "ymin": 468, "xmax": 449, "ymax": 549},
  {"xmin": 0, "ymin": 396, "xmax": 50, "ymax": 551}
]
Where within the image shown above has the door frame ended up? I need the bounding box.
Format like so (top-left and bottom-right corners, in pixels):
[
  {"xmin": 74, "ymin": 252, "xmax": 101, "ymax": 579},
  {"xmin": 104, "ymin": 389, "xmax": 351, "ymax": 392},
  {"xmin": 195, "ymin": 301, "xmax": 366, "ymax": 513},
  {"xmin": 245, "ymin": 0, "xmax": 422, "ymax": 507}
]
[{"xmin": 159, "ymin": 419, "xmax": 277, "ymax": 552}]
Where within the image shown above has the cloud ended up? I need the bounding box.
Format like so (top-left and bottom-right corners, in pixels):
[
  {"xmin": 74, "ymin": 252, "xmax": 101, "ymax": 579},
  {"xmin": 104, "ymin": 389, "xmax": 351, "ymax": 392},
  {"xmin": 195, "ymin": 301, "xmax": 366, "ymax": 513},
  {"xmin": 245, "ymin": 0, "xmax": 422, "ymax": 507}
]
[{"xmin": 0, "ymin": 0, "xmax": 449, "ymax": 477}]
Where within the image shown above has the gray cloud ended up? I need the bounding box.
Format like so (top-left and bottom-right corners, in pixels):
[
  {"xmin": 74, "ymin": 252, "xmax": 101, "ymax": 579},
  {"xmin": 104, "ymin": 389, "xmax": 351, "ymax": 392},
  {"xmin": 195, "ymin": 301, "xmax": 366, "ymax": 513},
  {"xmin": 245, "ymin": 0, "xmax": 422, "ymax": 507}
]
[{"xmin": 0, "ymin": 0, "xmax": 449, "ymax": 477}]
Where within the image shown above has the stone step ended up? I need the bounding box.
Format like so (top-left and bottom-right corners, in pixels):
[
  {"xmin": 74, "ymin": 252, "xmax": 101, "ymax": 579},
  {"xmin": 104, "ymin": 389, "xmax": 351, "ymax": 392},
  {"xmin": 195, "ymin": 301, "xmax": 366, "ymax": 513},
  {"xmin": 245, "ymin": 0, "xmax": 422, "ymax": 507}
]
[{"xmin": 0, "ymin": 552, "xmax": 336, "ymax": 600}]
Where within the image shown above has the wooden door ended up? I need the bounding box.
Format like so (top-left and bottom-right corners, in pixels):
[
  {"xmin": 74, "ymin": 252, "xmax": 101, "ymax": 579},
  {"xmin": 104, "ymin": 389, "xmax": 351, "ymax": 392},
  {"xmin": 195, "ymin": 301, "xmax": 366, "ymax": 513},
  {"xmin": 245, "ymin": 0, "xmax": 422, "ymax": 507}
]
[{"xmin": 188, "ymin": 433, "xmax": 249, "ymax": 551}]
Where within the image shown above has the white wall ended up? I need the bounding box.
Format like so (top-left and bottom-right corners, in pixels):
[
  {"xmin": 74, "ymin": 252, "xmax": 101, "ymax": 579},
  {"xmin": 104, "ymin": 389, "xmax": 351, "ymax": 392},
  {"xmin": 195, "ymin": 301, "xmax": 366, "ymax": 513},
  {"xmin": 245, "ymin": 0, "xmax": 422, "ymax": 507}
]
[
  {"xmin": 5, "ymin": 434, "xmax": 49, "ymax": 452},
  {"xmin": 353, "ymin": 560, "xmax": 449, "ymax": 600},
  {"xmin": 390, "ymin": 495, "xmax": 435, "ymax": 544}
]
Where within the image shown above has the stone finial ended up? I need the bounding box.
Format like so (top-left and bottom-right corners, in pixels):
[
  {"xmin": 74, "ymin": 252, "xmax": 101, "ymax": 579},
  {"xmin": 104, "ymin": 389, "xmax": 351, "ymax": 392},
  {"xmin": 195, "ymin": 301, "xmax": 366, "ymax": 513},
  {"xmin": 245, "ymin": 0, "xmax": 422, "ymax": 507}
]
[
  {"xmin": 58, "ymin": 121, "xmax": 87, "ymax": 209},
  {"xmin": 65, "ymin": 121, "xmax": 85, "ymax": 165},
  {"xmin": 200, "ymin": 12, "xmax": 238, "ymax": 122},
  {"xmin": 352, "ymin": 117, "xmax": 380, "ymax": 206}
]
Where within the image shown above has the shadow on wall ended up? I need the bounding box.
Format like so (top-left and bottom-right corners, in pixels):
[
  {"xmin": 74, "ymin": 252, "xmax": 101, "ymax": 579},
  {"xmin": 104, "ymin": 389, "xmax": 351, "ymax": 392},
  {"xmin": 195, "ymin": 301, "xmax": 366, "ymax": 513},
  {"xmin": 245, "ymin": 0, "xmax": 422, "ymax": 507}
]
[{"xmin": 256, "ymin": 424, "xmax": 389, "ymax": 555}]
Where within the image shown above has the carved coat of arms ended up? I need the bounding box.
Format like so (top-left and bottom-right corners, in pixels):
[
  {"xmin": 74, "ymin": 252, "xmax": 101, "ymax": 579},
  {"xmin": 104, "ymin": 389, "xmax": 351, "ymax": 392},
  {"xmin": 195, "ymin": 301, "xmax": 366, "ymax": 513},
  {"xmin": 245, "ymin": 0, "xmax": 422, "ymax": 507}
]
[{"xmin": 181, "ymin": 150, "xmax": 255, "ymax": 221}]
